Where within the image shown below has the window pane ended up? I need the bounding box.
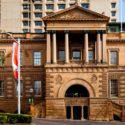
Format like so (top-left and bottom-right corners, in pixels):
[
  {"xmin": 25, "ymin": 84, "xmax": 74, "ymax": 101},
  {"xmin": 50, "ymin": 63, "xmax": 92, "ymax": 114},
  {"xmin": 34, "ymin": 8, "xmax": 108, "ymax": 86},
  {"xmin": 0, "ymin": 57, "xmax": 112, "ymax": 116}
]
[
  {"xmin": 72, "ymin": 50, "xmax": 81, "ymax": 60},
  {"xmin": 33, "ymin": 51, "xmax": 41, "ymax": 66},
  {"xmin": 59, "ymin": 50, "xmax": 65, "ymax": 61},
  {"xmin": 81, "ymin": 3, "xmax": 89, "ymax": 9},
  {"xmin": 89, "ymin": 50, "xmax": 94, "ymax": 61},
  {"xmin": 34, "ymin": 13, "xmax": 42, "ymax": 18},
  {"xmin": 35, "ymin": 21, "xmax": 42, "ymax": 26},
  {"xmin": 35, "ymin": 4, "xmax": 42, "ymax": 10},
  {"xmin": 110, "ymin": 80, "xmax": 118, "ymax": 97},
  {"xmin": 111, "ymin": 11, "xmax": 116, "ymax": 16},
  {"xmin": 111, "ymin": 3, "xmax": 116, "ymax": 8},
  {"xmin": 46, "ymin": 4, "xmax": 54, "ymax": 10},
  {"xmin": 23, "ymin": 29, "xmax": 29, "ymax": 33},
  {"xmin": 23, "ymin": 4, "xmax": 30, "ymax": 10},
  {"xmin": 23, "ymin": 21, "xmax": 31, "ymax": 26},
  {"xmin": 58, "ymin": 4, "xmax": 65, "ymax": 9},
  {"xmin": 23, "ymin": 13, "xmax": 30, "ymax": 18},
  {"xmin": 0, "ymin": 81, "xmax": 4, "ymax": 96},
  {"xmin": 110, "ymin": 51, "xmax": 117, "ymax": 65},
  {"xmin": 34, "ymin": 81, "xmax": 41, "ymax": 96},
  {"xmin": 35, "ymin": 29, "xmax": 42, "ymax": 33}
]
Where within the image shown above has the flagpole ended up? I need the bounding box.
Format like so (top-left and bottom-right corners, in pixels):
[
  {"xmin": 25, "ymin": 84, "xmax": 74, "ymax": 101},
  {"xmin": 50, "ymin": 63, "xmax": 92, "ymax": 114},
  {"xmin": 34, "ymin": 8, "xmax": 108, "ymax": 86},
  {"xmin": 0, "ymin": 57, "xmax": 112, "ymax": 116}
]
[
  {"xmin": 18, "ymin": 38, "xmax": 21, "ymax": 114},
  {"xmin": 120, "ymin": 0, "xmax": 123, "ymax": 32}
]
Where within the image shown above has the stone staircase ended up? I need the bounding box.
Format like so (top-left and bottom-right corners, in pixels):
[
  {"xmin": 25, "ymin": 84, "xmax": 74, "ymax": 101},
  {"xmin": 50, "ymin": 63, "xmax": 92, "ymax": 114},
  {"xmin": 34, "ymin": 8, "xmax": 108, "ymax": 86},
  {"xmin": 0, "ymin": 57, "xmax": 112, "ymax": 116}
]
[{"xmin": 112, "ymin": 101, "xmax": 125, "ymax": 122}]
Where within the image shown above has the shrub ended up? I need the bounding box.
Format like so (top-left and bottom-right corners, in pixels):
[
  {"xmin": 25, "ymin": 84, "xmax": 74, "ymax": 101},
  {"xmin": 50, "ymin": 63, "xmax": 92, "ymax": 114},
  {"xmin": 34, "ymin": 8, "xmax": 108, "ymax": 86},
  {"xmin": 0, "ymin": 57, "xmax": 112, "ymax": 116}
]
[
  {"xmin": 0, "ymin": 113, "xmax": 32, "ymax": 124},
  {"xmin": 17, "ymin": 114, "xmax": 32, "ymax": 123},
  {"xmin": 7, "ymin": 114, "xmax": 18, "ymax": 124},
  {"xmin": 0, "ymin": 115, "xmax": 7, "ymax": 124}
]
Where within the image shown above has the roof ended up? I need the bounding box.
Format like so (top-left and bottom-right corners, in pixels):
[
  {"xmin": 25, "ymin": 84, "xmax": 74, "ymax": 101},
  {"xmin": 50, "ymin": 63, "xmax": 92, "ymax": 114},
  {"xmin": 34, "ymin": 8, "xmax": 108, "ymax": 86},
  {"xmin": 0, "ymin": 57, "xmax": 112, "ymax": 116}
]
[{"xmin": 42, "ymin": 4, "xmax": 109, "ymax": 22}]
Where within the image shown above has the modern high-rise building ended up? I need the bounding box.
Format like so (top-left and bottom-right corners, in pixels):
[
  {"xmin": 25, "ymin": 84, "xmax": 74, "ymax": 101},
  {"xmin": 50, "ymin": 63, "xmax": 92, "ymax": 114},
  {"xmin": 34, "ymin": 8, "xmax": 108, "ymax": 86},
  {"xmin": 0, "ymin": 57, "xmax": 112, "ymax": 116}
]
[{"xmin": 0, "ymin": 0, "xmax": 119, "ymax": 33}]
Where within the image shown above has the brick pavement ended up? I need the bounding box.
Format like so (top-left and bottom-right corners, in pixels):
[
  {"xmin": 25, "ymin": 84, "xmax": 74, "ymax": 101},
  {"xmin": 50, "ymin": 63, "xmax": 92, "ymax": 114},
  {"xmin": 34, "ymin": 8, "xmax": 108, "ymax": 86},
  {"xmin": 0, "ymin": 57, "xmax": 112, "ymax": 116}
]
[{"xmin": 32, "ymin": 118, "xmax": 125, "ymax": 125}]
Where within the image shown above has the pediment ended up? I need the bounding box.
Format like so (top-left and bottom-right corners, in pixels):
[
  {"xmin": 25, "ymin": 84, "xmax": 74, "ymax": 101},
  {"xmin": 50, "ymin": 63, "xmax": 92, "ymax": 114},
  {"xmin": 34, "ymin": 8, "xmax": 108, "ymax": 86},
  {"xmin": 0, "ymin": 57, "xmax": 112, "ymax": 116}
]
[{"xmin": 42, "ymin": 5, "xmax": 109, "ymax": 21}]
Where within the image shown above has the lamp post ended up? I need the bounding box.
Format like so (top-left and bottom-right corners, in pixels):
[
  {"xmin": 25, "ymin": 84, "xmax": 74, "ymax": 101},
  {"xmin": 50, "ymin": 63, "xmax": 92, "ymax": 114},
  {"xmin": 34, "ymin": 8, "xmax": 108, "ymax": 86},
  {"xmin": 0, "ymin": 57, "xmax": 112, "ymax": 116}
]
[
  {"xmin": 28, "ymin": 88, "xmax": 34, "ymax": 105},
  {"xmin": 6, "ymin": 33, "xmax": 21, "ymax": 114}
]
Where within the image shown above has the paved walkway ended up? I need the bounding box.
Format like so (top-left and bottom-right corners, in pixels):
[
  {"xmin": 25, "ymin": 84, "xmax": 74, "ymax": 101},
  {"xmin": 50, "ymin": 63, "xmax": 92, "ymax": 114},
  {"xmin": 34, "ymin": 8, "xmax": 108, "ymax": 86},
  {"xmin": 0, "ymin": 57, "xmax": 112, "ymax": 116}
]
[{"xmin": 32, "ymin": 118, "xmax": 125, "ymax": 125}]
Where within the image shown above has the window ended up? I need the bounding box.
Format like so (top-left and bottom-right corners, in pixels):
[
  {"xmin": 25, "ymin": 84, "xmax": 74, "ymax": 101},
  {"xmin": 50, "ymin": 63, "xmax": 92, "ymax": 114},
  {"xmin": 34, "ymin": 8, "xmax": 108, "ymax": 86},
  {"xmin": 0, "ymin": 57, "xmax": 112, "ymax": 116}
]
[
  {"xmin": 110, "ymin": 80, "xmax": 118, "ymax": 97},
  {"xmin": 58, "ymin": 4, "xmax": 65, "ymax": 9},
  {"xmin": 72, "ymin": 50, "xmax": 81, "ymax": 60},
  {"xmin": 111, "ymin": 3, "xmax": 116, "ymax": 8},
  {"xmin": 23, "ymin": 29, "xmax": 29, "ymax": 33},
  {"xmin": 110, "ymin": 51, "xmax": 118, "ymax": 65},
  {"xmin": 34, "ymin": 4, "xmax": 42, "ymax": 10},
  {"xmin": 59, "ymin": 50, "xmax": 65, "ymax": 61},
  {"xmin": 33, "ymin": 51, "xmax": 41, "ymax": 66},
  {"xmin": 46, "ymin": 4, "xmax": 54, "ymax": 10},
  {"xmin": 110, "ymin": 27, "xmax": 117, "ymax": 32},
  {"xmin": 0, "ymin": 81, "xmax": 4, "ymax": 96},
  {"xmin": 111, "ymin": 19, "xmax": 116, "ymax": 22},
  {"xmin": 0, "ymin": 51, "xmax": 5, "ymax": 66},
  {"xmin": 81, "ymin": 3, "xmax": 89, "ymax": 9},
  {"xmin": 16, "ymin": 81, "xmax": 23, "ymax": 96},
  {"xmin": 34, "ymin": 81, "xmax": 41, "ymax": 96},
  {"xmin": 35, "ymin": 29, "xmax": 42, "ymax": 33},
  {"xmin": 89, "ymin": 50, "xmax": 94, "ymax": 61},
  {"xmin": 34, "ymin": 13, "xmax": 42, "ymax": 18},
  {"xmin": 111, "ymin": 11, "xmax": 116, "ymax": 16},
  {"xmin": 23, "ymin": 21, "xmax": 30, "ymax": 26},
  {"xmin": 23, "ymin": 13, "xmax": 30, "ymax": 18},
  {"xmin": 35, "ymin": 21, "xmax": 42, "ymax": 26},
  {"xmin": 23, "ymin": 4, "xmax": 30, "ymax": 10}
]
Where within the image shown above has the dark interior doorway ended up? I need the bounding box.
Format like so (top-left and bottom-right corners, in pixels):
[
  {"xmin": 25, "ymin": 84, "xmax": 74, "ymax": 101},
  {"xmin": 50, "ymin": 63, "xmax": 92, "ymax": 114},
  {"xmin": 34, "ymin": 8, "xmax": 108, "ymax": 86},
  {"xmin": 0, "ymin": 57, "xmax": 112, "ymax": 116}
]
[
  {"xmin": 66, "ymin": 106, "xmax": 71, "ymax": 119},
  {"xmin": 73, "ymin": 106, "xmax": 81, "ymax": 120},
  {"xmin": 84, "ymin": 106, "xmax": 88, "ymax": 119},
  {"xmin": 65, "ymin": 84, "xmax": 89, "ymax": 97}
]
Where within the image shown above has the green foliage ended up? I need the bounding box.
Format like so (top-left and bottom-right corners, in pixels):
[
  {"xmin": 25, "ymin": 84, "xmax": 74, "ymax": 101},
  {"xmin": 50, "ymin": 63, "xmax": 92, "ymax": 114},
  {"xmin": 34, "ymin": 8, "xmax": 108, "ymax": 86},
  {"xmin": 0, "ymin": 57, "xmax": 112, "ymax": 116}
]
[
  {"xmin": 0, "ymin": 115, "xmax": 7, "ymax": 124},
  {"xmin": 0, "ymin": 113, "xmax": 32, "ymax": 124}
]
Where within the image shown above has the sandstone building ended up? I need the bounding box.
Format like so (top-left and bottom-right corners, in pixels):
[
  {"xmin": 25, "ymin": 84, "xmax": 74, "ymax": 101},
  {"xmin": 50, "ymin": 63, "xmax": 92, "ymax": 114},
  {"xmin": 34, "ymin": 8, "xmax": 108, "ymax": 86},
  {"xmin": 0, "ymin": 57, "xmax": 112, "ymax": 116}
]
[{"xmin": 0, "ymin": 4, "xmax": 125, "ymax": 121}]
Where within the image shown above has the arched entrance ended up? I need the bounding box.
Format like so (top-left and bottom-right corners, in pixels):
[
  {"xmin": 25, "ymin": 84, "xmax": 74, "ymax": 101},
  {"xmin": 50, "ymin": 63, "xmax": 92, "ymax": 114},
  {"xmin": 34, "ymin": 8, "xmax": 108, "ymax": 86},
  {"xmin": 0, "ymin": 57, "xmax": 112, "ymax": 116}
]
[
  {"xmin": 65, "ymin": 84, "xmax": 89, "ymax": 120},
  {"xmin": 65, "ymin": 84, "xmax": 89, "ymax": 97}
]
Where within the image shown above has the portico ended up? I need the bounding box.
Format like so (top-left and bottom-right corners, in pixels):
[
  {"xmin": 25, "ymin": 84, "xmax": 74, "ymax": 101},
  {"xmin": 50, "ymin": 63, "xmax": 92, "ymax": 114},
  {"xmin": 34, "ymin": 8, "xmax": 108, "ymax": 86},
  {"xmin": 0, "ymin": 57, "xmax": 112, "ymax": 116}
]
[{"xmin": 43, "ymin": 5, "xmax": 109, "ymax": 65}]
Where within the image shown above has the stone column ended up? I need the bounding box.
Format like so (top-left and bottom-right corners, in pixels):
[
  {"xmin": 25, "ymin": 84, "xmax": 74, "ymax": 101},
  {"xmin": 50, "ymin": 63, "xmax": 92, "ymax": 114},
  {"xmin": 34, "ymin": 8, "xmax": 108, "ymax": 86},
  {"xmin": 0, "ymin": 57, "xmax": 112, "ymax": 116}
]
[
  {"xmin": 97, "ymin": 32, "xmax": 101, "ymax": 63},
  {"xmin": 53, "ymin": 32, "xmax": 57, "ymax": 64},
  {"xmin": 46, "ymin": 32, "xmax": 51, "ymax": 63},
  {"xmin": 71, "ymin": 106, "xmax": 73, "ymax": 119},
  {"xmin": 102, "ymin": 32, "xmax": 107, "ymax": 63},
  {"xmin": 81, "ymin": 106, "xmax": 84, "ymax": 120},
  {"xmin": 84, "ymin": 33, "xmax": 89, "ymax": 63},
  {"xmin": 65, "ymin": 31, "xmax": 69, "ymax": 63}
]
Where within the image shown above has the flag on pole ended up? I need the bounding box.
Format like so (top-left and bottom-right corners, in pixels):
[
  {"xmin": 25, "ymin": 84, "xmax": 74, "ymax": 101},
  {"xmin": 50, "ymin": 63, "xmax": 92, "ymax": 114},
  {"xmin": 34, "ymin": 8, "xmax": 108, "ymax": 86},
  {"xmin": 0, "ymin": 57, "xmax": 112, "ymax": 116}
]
[{"xmin": 12, "ymin": 42, "xmax": 19, "ymax": 79}]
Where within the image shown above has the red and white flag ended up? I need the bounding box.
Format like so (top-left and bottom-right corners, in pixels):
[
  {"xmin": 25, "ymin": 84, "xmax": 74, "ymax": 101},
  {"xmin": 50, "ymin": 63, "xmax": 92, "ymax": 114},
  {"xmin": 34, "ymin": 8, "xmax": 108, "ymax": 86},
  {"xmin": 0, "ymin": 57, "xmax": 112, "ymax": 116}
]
[{"xmin": 12, "ymin": 42, "xmax": 19, "ymax": 79}]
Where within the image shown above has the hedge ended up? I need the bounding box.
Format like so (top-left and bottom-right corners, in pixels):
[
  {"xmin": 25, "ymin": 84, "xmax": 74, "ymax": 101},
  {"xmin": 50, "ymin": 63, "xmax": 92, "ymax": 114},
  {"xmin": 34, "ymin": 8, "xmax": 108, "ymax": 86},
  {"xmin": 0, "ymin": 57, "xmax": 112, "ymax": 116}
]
[{"xmin": 0, "ymin": 113, "xmax": 32, "ymax": 124}]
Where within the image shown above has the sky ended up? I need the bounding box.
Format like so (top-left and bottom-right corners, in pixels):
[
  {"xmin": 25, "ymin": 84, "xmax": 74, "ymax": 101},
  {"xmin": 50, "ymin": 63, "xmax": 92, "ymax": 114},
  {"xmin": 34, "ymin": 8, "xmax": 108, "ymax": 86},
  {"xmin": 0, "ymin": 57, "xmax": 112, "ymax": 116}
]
[{"xmin": 119, "ymin": 0, "xmax": 125, "ymax": 22}]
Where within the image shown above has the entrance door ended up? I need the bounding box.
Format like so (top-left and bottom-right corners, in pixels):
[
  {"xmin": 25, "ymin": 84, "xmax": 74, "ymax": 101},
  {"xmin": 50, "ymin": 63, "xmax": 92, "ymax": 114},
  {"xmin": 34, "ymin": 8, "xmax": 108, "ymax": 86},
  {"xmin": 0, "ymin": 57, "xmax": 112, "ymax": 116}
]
[
  {"xmin": 73, "ymin": 106, "xmax": 81, "ymax": 120},
  {"xmin": 65, "ymin": 84, "xmax": 89, "ymax": 120}
]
